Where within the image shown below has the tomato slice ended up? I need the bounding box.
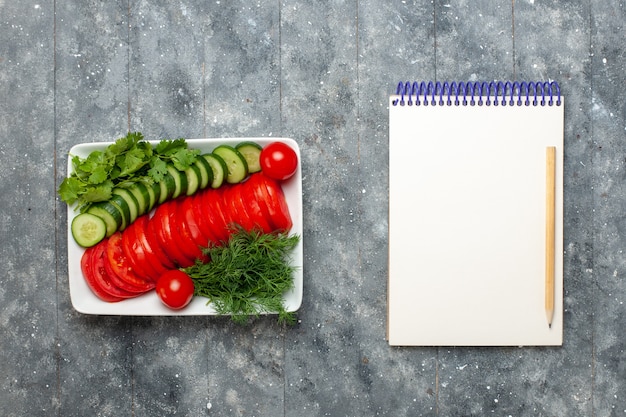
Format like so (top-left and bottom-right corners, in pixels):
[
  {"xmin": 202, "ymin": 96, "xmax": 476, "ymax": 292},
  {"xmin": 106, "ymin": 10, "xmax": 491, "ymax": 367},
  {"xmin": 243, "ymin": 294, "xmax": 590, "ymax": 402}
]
[
  {"xmin": 245, "ymin": 173, "xmax": 292, "ymax": 232},
  {"xmin": 256, "ymin": 173, "xmax": 293, "ymax": 232},
  {"xmin": 212, "ymin": 187, "xmax": 234, "ymax": 233},
  {"xmin": 153, "ymin": 202, "xmax": 195, "ymax": 268},
  {"xmin": 235, "ymin": 181, "xmax": 273, "ymax": 233},
  {"xmin": 189, "ymin": 192, "xmax": 221, "ymax": 245},
  {"xmin": 81, "ymin": 244, "xmax": 125, "ymax": 302},
  {"xmin": 217, "ymin": 186, "xmax": 249, "ymax": 238},
  {"xmin": 103, "ymin": 248, "xmax": 151, "ymax": 294},
  {"xmin": 180, "ymin": 194, "xmax": 212, "ymax": 247},
  {"xmin": 88, "ymin": 241, "xmax": 138, "ymax": 300},
  {"xmin": 242, "ymin": 174, "xmax": 274, "ymax": 230},
  {"xmin": 106, "ymin": 231, "xmax": 156, "ymax": 291},
  {"xmin": 222, "ymin": 185, "xmax": 256, "ymax": 232},
  {"xmin": 133, "ymin": 216, "xmax": 170, "ymax": 280},
  {"xmin": 152, "ymin": 204, "xmax": 184, "ymax": 267},
  {"xmin": 168, "ymin": 198, "xmax": 205, "ymax": 263},
  {"xmin": 144, "ymin": 214, "xmax": 177, "ymax": 270},
  {"xmin": 121, "ymin": 220, "xmax": 161, "ymax": 281},
  {"xmin": 200, "ymin": 187, "xmax": 230, "ymax": 241}
]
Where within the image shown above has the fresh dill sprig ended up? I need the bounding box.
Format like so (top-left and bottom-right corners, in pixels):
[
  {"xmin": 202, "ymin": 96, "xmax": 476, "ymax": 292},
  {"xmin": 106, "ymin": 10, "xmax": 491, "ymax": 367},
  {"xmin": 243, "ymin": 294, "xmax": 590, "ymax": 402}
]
[{"xmin": 183, "ymin": 226, "xmax": 300, "ymax": 324}]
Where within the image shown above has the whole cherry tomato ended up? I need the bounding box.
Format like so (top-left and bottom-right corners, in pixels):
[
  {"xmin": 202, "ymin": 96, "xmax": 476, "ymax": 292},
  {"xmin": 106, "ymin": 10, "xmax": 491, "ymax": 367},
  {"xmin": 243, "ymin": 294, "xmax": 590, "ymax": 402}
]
[
  {"xmin": 156, "ymin": 270, "xmax": 195, "ymax": 309},
  {"xmin": 259, "ymin": 142, "xmax": 298, "ymax": 181}
]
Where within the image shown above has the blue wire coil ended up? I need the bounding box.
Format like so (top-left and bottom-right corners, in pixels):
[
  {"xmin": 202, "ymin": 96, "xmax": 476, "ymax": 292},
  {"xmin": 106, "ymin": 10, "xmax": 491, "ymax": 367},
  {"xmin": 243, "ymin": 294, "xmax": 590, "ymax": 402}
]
[{"xmin": 392, "ymin": 81, "xmax": 562, "ymax": 107}]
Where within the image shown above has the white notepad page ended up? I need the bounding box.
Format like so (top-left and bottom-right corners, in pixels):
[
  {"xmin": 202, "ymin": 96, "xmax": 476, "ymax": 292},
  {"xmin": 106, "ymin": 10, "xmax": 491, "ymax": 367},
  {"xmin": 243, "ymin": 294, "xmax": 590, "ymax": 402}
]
[{"xmin": 388, "ymin": 94, "xmax": 564, "ymax": 346}]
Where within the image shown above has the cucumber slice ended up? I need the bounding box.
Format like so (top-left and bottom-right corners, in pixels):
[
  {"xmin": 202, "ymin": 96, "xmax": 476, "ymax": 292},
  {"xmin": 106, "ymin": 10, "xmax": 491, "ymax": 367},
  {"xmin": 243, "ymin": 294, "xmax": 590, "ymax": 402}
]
[
  {"xmin": 201, "ymin": 153, "xmax": 227, "ymax": 189},
  {"xmin": 126, "ymin": 182, "xmax": 150, "ymax": 216},
  {"xmin": 236, "ymin": 141, "xmax": 262, "ymax": 173},
  {"xmin": 140, "ymin": 179, "xmax": 161, "ymax": 212},
  {"xmin": 112, "ymin": 188, "xmax": 140, "ymax": 224},
  {"xmin": 158, "ymin": 173, "xmax": 176, "ymax": 204},
  {"xmin": 183, "ymin": 164, "xmax": 202, "ymax": 196},
  {"xmin": 193, "ymin": 156, "xmax": 213, "ymax": 190},
  {"xmin": 71, "ymin": 212, "xmax": 107, "ymax": 247},
  {"xmin": 87, "ymin": 201, "xmax": 123, "ymax": 237},
  {"xmin": 109, "ymin": 194, "xmax": 132, "ymax": 231},
  {"xmin": 166, "ymin": 165, "xmax": 188, "ymax": 198},
  {"xmin": 212, "ymin": 145, "xmax": 248, "ymax": 184}
]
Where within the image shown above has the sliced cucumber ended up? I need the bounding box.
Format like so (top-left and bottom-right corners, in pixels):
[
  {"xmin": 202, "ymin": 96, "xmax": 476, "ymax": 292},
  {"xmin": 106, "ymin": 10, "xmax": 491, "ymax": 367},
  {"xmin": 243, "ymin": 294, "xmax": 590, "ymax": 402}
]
[
  {"xmin": 201, "ymin": 153, "xmax": 227, "ymax": 189},
  {"xmin": 108, "ymin": 194, "xmax": 132, "ymax": 231},
  {"xmin": 87, "ymin": 201, "xmax": 124, "ymax": 237},
  {"xmin": 126, "ymin": 181, "xmax": 150, "ymax": 216},
  {"xmin": 112, "ymin": 188, "xmax": 140, "ymax": 224},
  {"xmin": 212, "ymin": 145, "xmax": 248, "ymax": 184},
  {"xmin": 71, "ymin": 212, "xmax": 107, "ymax": 247},
  {"xmin": 166, "ymin": 165, "xmax": 188, "ymax": 199},
  {"xmin": 140, "ymin": 179, "xmax": 161, "ymax": 212},
  {"xmin": 193, "ymin": 156, "xmax": 213, "ymax": 190},
  {"xmin": 236, "ymin": 141, "xmax": 262, "ymax": 173},
  {"xmin": 158, "ymin": 173, "xmax": 176, "ymax": 204},
  {"xmin": 183, "ymin": 164, "xmax": 202, "ymax": 196}
]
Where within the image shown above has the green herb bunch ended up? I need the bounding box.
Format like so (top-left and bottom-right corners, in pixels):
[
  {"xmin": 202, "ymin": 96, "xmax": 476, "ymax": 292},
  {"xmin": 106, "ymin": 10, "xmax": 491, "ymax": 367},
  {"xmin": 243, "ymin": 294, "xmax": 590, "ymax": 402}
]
[
  {"xmin": 184, "ymin": 226, "xmax": 300, "ymax": 324},
  {"xmin": 58, "ymin": 132, "xmax": 199, "ymax": 209}
]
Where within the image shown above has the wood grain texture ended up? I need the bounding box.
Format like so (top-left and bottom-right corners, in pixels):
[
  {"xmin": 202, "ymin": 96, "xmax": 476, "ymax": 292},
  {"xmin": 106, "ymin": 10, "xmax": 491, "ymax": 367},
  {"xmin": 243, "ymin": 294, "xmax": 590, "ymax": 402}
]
[{"xmin": 0, "ymin": 0, "xmax": 624, "ymax": 415}]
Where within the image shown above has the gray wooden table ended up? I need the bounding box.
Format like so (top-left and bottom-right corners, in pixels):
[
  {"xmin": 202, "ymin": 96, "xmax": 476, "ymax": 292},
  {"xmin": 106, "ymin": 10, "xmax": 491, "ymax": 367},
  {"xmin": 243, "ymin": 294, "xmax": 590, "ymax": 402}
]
[{"xmin": 1, "ymin": 1, "xmax": 624, "ymax": 416}]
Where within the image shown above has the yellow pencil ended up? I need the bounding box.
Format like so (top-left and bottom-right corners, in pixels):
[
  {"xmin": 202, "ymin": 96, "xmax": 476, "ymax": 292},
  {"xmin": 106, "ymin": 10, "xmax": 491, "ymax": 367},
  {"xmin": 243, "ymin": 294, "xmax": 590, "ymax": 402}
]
[{"xmin": 545, "ymin": 146, "xmax": 556, "ymax": 328}]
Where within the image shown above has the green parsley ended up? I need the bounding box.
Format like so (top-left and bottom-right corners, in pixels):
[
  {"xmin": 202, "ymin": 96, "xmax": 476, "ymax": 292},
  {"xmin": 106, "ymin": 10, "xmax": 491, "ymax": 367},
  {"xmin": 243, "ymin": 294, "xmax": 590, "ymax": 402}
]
[
  {"xmin": 58, "ymin": 132, "xmax": 199, "ymax": 210},
  {"xmin": 183, "ymin": 226, "xmax": 300, "ymax": 324}
]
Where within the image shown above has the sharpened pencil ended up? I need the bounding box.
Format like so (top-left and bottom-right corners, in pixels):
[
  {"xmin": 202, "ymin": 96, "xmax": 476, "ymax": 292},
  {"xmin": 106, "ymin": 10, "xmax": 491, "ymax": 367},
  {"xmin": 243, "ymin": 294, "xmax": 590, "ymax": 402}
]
[{"xmin": 545, "ymin": 146, "xmax": 556, "ymax": 328}]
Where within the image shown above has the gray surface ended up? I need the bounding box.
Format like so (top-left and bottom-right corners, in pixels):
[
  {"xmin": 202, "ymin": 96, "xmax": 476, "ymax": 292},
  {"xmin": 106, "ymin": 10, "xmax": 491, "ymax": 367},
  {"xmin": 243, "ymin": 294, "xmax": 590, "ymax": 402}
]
[{"xmin": 1, "ymin": 0, "xmax": 624, "ymax": 416}]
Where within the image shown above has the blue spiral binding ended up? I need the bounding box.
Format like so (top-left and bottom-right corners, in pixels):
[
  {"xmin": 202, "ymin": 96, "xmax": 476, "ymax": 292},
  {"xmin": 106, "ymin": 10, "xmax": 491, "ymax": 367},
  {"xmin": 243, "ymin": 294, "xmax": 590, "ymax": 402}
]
[{"xmin": 392, "ymin": 81, "xmax": 562, "ymax": 107}]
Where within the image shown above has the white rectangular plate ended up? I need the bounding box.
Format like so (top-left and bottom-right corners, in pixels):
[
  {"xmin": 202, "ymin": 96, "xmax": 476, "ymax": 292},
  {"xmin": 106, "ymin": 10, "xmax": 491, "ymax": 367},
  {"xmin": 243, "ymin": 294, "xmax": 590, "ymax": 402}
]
[{"xmin": 66, "ymin": 137, "xmax": 303, "ymax": 316}]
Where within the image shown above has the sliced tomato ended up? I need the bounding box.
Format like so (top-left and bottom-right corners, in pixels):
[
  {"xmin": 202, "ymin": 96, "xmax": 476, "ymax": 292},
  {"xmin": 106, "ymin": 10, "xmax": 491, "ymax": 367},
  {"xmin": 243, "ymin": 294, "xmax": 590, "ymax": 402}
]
[
  {"xmin": 168, "ymin": 198, "xmax": 205, "ymax": 263},
  {"xmin": 212, "ymin": 187, "xmax": 234, "ymax": 232},
  {"xmin": 103, "ymin": 249, "xmax": 151, "ymax": 294},
  {"xmin": 144, "ymin": 214, "xmax": 177, "ymax": 270},
  {"xmin": 189, "ymin": 192, "xmax": 221, "ymax": 245},
  {"xmin": 242, "ymin": 174, "xmax": 275, "ymax": 230},
  {"xmin": 256, "ymin": 173, "xmax": 293, "ymax": 232},
  {"xmin": 153, "ymin": 202, "xmax": 195, "ymax": 267},
  {"xmin": 151, "ymin": 204, "xmax": 186, "ymax": 267},
  {"xmin": 89, "ymin": 241, "xmax": 138, "ymax": 300},
  {"xmin": 224, "ymin": 185, "xmax": 258, "ymax": 232},
  {"xmin": 81, "ymin": 244, "xmax": 125, "ymax": 302},
  {"xmin": 106, "ymin": 231, "xmax": 156, "ymax": 291},
  {"xmin": 133, "ymin": 216, "xmax": 170, "ymax": 279},
  {"xmin": 121, "ymin": 220, "xmax": 161, "ymax": 281},
  {"xmin": 235, "ymin": 181, "xmax": 273, "ymax": 233},
  {"xmin": 200, "ymin": 187, "xmax": 230, "ymax": 241},
  {"xmin": 216, "ymin": 186, "xmax": 244, "ymax": 239},
  {"xmin": 246, "ymin": 173, "xmax": 292, "ymax": 232},
  {"xmin": 180, "ymin": 194, "xmax": 212, "ymax": 247}
]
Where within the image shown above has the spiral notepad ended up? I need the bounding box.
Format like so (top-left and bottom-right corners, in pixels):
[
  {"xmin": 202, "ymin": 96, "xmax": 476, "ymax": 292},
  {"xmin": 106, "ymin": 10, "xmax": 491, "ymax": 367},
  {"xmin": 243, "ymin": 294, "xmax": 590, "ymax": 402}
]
[{"xmin": 387, "ymin": 81, "xmax": 564, "ymax": 346}]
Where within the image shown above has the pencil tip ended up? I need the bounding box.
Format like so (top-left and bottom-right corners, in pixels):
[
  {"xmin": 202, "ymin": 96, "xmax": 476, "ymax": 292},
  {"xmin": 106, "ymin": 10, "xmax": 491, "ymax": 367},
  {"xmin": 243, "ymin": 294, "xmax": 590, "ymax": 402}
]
[{"xmin": 548, "ymin": 323, "xmax": 552, "ymax": 329}]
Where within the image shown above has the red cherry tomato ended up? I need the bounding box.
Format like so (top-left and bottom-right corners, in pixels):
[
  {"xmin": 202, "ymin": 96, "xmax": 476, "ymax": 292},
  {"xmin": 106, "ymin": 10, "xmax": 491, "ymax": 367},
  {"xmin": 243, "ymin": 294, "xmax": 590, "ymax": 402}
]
[
  {"xmin": 259, "ymin": 142, "xmax": 298, "ymax": 181},
  {"xmin": 156, "ymin": 270, "xmax": 195, "ymax": 309}
]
